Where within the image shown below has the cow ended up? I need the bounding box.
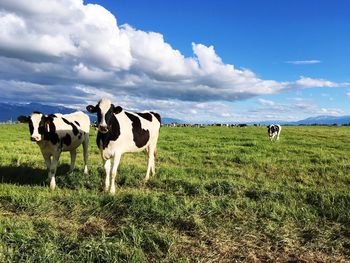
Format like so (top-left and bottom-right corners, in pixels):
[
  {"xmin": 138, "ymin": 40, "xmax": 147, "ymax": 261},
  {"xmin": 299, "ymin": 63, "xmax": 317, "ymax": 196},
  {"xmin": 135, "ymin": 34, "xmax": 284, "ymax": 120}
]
[
  {"xmin": 86, "ymin": 98, "xmax": 161, "ymax": 195},
  {"xmin": 17, "ymin": 111, "xmax": 90, "ymax": 190},
  {"xmin": 267, "ymin": 124, "xmax": 281, "ymax": 141}
]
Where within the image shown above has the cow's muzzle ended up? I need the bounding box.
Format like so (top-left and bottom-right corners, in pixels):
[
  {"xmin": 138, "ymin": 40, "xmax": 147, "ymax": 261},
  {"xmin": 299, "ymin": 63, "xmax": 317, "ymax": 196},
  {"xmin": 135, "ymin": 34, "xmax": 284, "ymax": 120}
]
[
  {"xmin": 31, "ymin": 136, "xmax": 41, "ymax": 142},
  {"xmin": 98, "ymin": 125, "xmax": 109, "ymax": 133}
]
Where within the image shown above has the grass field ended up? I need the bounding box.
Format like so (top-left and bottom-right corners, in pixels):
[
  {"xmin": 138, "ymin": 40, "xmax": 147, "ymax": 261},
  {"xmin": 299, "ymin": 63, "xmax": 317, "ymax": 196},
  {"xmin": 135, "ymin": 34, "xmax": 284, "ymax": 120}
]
[{"xmin": 0, "ymin": 124, "xmax": 349, "ymax": 262}]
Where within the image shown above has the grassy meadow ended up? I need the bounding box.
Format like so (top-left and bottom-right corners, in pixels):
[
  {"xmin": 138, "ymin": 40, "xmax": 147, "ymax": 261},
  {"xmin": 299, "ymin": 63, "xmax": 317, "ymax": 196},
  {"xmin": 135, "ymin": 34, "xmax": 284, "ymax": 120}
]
[{"xmin": 0, "ymin": 124, "xmax": 350, "ymax": 262}]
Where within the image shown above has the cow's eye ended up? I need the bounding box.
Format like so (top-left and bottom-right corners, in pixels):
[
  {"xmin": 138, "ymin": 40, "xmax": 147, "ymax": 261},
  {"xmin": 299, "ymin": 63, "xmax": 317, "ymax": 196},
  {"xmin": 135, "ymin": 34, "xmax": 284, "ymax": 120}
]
[{"xmin": 38, "ymin": 126, "xmax": 45, "ymax": 134}]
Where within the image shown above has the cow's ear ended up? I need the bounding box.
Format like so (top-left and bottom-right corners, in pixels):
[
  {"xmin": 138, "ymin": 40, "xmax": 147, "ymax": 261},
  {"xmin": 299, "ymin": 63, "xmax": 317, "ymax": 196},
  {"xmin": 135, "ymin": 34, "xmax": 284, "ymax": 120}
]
[
  {"xmin": 17, "ymin": 115, "xmax": 30, "ymax": 123},
  {"xmin": 86, "ymin": 105, "xmax": 97, "ymax": 113},
  {"xmin": 113, "ymin": 105, "xmax": 123, "ymax": 114}
]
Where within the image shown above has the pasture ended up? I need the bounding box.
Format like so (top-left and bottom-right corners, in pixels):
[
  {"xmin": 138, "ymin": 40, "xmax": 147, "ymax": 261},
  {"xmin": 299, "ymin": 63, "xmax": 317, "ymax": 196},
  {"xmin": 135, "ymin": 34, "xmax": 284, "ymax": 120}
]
[{"xmin": 0, "ymin": 124, "xmax": 349, "ymax": 262}]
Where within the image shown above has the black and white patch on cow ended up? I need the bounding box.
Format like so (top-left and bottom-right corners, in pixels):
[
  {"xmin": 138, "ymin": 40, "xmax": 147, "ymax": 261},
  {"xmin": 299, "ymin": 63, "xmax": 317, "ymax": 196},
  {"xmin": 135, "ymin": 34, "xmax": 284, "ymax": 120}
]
[
  {"xmin": 267, "ymin": 124, "xmax": 281, "ymax": 141},
  {"xmin": 17, "ymin": 111, "xmax": 90, "ymax": 190},
  {"xmin": 86, "ymin": 98, "xmax": 161, "ymax": 195}
]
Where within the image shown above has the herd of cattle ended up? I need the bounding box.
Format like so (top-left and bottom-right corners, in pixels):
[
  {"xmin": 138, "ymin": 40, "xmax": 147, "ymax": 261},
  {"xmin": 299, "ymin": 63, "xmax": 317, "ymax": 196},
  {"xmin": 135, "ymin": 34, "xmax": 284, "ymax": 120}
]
[
  {"xmin": 17, "ymin": 98, "xmax": 281, "ymax": 193},
  {"xmin": 163, "ymin": 123, "xmax": 251, "ymax": 128}
]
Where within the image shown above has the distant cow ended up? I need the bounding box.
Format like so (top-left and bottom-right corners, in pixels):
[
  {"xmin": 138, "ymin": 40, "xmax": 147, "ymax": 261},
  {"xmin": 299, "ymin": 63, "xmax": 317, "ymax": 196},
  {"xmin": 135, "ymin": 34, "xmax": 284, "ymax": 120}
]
[
  {"xmin": 86, "ymin": 98, "xmax": 161, "ymax": 195},
  {"xmin": 267, "ymin": 124, "xmax": 281, "ymax": 141},
  {"xmin": 17, "ymin": 111, "xmax": 90, "ymax": 190}
]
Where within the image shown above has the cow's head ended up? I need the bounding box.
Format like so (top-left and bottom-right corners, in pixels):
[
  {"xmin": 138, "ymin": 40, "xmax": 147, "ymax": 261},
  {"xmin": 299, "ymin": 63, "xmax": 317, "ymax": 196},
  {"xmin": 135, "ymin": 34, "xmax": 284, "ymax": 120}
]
[
  {"xmin": 17, "ymin": 112, "xmax": 54, "ymax": 142},
  {"xmin": 86, "ymin": 98, "xmax": 122, "ymax": 134},
  {"xmin": 267, "ymin": 125, "xmax": 276, "ymax": 137}
]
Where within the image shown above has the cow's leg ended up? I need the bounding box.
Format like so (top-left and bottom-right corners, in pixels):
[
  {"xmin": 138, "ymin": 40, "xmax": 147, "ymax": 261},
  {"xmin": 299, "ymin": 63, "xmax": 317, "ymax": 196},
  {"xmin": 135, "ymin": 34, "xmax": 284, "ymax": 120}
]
[
  {"xmin": 43, "ymin": 153, "xmax": 51, "ymax": 171},
  {"xmin": 49, "ymin": 150, "xmax": 61, "ymax": 190},
  {"xmin": 69, "ymin": 149, "xmax": 76, "ymax": 172},
  {"xmin": 145, "ymin": 144, "xmax": 156, "ymax": 181},
  {"xmin": 151, "ymin": 147, "xmax": 157, "ymax": 176},
  {"xmin": 82, "ymin": 134, "xmax": 89, "ymax": 174},
  {"xmin": 110, "ymin": 153, "xmax": 121, "ymax": 195},
  {"xmin": 103, "ymin": 158, "xmax": 111, "ymax": 192}
]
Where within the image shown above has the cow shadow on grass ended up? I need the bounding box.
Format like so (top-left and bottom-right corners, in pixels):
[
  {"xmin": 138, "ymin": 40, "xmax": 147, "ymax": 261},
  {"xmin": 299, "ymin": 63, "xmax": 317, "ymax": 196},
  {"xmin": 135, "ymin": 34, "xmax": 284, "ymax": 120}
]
[
  {"xmin": 0, "ymin": 164, "xmax": 148, "ymax": 190},
  {"xmin": 0, "ymin": 165, "xmax": 47, "ymax": 186},
  {"xmin": 0, "ymin": 164, "xmax": 71, "ymax": 187}
]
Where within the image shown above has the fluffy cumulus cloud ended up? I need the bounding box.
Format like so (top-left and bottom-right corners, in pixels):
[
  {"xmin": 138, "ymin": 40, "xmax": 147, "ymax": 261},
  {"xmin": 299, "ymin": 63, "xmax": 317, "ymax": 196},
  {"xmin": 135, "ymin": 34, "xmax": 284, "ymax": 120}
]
[
  {"xmin": 0, "ymin": 0, "xmax": 131, "ymax": 69},
  {"xmin": 0, "ymin": 0, "xmax": 348, "ymax": 122}
]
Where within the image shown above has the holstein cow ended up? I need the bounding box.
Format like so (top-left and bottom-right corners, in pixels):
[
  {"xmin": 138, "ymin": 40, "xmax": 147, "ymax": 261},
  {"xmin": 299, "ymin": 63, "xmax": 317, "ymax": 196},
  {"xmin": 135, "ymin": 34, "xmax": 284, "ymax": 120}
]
[
  {"xmin": 267, "ymin": 124, "xmax": 282, "ymax": 141},
  {"xmin": 86, "ymin": 98, "xmax": 161, "ymax": 195},
  {"xmin": 17, "ymin": 111, "xmax": 90, "ymax": 190}
]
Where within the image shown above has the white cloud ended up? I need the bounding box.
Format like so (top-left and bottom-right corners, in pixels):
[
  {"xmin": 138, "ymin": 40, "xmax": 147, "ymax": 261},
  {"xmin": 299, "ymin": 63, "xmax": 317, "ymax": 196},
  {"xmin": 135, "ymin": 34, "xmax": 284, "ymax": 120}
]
[
  {"xmin": 123, "ymin": 25, "xmax": 198, "ymax": 78},
  {"xmin": 294, "ymin": 76, "xmax": 341, "ymax": 88},
  {"xmin": 257, "ymin": 98, "xmax": 275, "ymax": 106},
  {"xmin": 319, "ymin": 108, "xmax": 343, "ymax": 115},
  {"xmin": 0, "ymin": 0, "xmax": 132, "ymax": 69},
  {"xmin": 286, "ymin": 60, "xmax": 321, "ymax": 65}
]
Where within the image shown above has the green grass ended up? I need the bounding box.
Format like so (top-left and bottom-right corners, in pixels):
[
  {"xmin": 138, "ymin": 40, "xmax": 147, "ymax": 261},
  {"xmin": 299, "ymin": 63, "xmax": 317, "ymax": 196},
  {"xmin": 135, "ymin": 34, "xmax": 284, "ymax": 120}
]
[{"xmin": 0, "ymin": 124, "xmax": 350, "ymax": 262}]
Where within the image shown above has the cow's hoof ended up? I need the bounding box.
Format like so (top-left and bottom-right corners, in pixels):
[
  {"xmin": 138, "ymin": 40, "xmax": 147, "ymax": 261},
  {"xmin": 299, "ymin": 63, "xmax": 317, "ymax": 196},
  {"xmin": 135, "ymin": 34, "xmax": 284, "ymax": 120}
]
[
  {"xmin": 144, "ymin": 176, "xmax": 150, "ymax": 182},
  {"xmin": 109, "ymin": 185, "xmax": 116, "ymax": 195},
  {"xmin": 49, "ymin": 180, "xmax": 56, "ymax": 191}
]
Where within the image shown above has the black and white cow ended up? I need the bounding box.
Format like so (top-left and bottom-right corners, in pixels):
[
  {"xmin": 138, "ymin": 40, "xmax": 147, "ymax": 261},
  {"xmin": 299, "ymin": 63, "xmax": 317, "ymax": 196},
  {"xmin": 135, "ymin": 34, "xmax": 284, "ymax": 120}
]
[
  {"xmin": 267, "ymin": 124, "xmax": 281, "ymax": 141},
  {"xmin": 86, "ymin": 98, "xmax": 161, "ymax": 195},
  {"xmin": 17, "ymin": 111, "xmax": 90, "ymax": 190}
]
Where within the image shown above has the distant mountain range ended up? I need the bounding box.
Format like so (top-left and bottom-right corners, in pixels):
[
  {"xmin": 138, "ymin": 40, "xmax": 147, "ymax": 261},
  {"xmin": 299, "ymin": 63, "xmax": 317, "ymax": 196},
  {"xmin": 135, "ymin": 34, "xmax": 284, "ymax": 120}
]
[
  {"xmin": 161, "ymin": 117, "xmax": 185, "ymax": 124},
  {"xmin": 288, "ymin": 115, "xmax": 350, "ymax": 125},
  {"xmin": 246, "ymin": 115, "xmax": 350, "ymax": 126},
  {"xmin": 1, "ymin": 102, "xmax": 350, "ymax": 125}
]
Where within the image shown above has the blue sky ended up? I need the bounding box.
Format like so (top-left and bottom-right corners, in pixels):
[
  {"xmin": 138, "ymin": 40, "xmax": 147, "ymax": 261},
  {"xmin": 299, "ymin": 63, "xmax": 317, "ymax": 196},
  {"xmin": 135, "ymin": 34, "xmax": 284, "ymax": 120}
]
[
  {"xmin": 88, "ymin": 0, "xmax": 349, "ymax": 78},
  {"xmin": 0, "ymin": 0, "xmax": 349, "ymax": 122}
]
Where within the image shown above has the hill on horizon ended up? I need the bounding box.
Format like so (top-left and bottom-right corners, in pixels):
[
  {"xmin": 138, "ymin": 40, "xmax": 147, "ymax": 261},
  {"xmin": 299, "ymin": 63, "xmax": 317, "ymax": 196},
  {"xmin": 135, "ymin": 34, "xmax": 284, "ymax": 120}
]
[
  {"xmin": 0, "ymin": 102, "xmax": 349, "ymax": 125},
  {"xmin": 288, "ymin": 115, "xmax": 350, "ymax": 125}
]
